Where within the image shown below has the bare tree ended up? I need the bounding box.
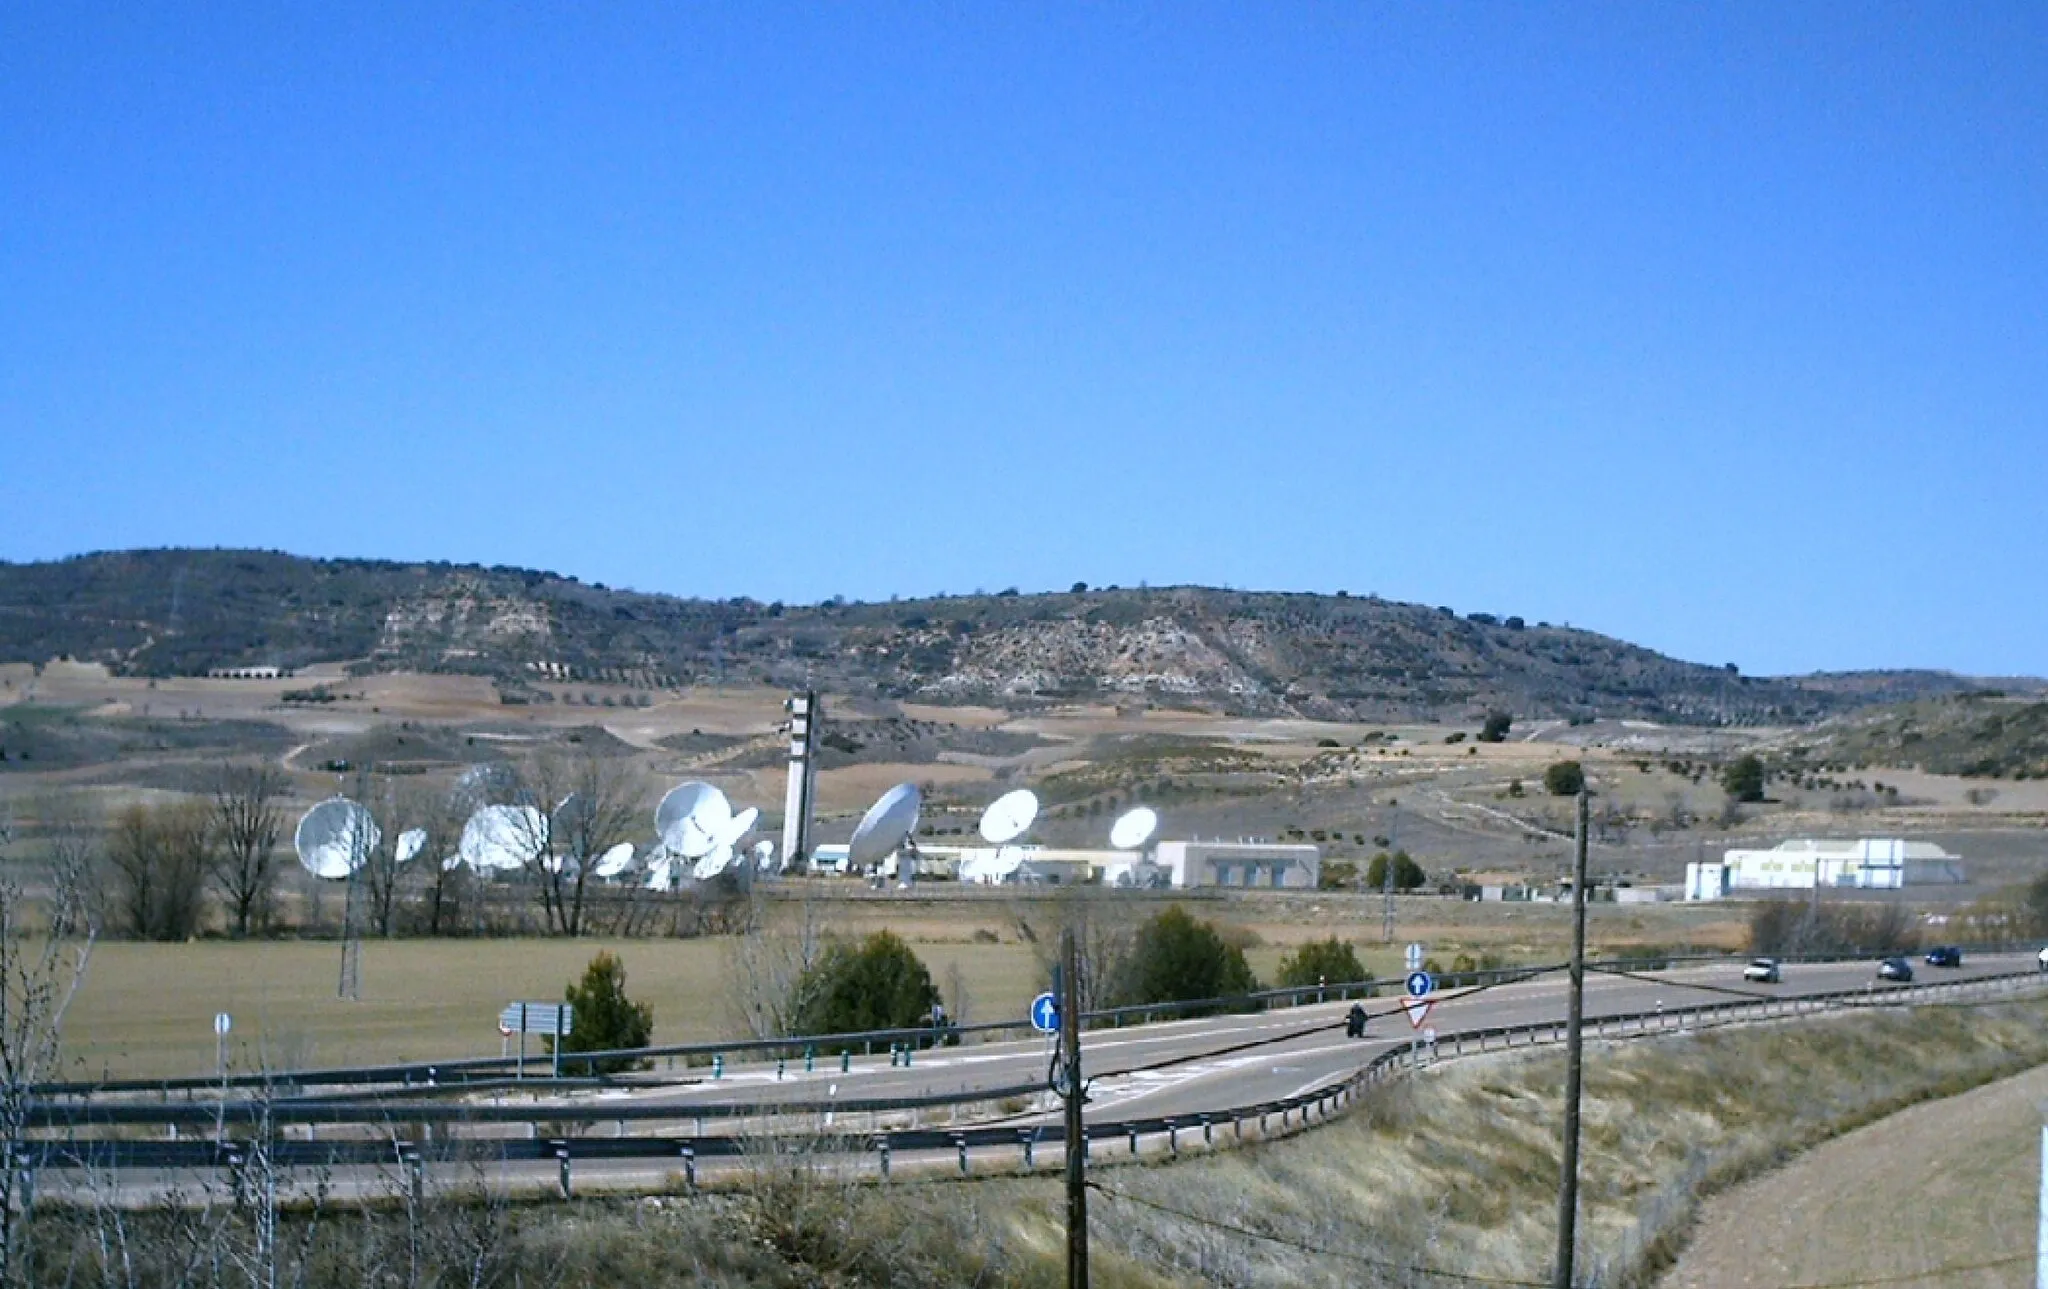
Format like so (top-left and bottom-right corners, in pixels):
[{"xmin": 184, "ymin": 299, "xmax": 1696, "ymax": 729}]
[
  {"xmin": 0, "ymin": 796, "xmax": 98, "ymax": 1284},
  {"xmin": 211, "ymin": 763, "xmax": 286, "ymax": 938},
  {"xmin": 508, "ymin": 751, "xmax": 645, "ymax": 936},
  {"xmin": 724, "ymin": 892, "xmax": 829, "ymax": 1040},
  {"xmin": 1014, "ymin": 889, "xmax": 1136, "ymax": 1013},
  {"xmin": 104, "ymin": 801, "xmax": 213, "ymax": 940}
]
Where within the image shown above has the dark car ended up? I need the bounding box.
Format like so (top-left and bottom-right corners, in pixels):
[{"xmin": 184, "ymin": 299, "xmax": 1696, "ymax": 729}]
[
  {"xmin": 1877, "ymin": 957, "xmax": 1914, "ymax": 982},
  {"xmin": 1924, "ymin": 946, "xmax": 1963, "ymax": 968}
]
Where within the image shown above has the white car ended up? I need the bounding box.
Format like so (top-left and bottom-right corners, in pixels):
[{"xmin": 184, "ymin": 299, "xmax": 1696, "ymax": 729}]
[
  {"xmin": 1743, "ymin": 958, "xmax": 1782, "ymax": 984},
  {"xmin": 2037, "ymin": 946, "xmax": 2048, "ymax": 971}
]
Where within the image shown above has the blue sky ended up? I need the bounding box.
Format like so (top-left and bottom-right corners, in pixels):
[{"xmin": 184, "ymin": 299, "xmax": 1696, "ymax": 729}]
[{"xmin": 3, "ymin": 4, "xmax": 2043, "ymax": 678}]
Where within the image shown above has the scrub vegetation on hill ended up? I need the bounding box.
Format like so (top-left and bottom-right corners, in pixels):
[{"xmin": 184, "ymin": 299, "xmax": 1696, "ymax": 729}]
[{"xmin": 1792, "ymin": 692, "xmax": 2048, "ymax": 779}]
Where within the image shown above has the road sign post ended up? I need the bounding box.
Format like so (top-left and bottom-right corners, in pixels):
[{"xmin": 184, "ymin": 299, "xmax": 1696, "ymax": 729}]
[
  {"xmin": 1031, "ymin": 992, "xmax": 1060, "ymax": 1035},
  {"xmin": 1405, "ymin": 970, "xmax": 1434, "ymax": 998},
  {"xmin": 213, "ymin": 1012, "xmax": 231, "ymax": 1080}
]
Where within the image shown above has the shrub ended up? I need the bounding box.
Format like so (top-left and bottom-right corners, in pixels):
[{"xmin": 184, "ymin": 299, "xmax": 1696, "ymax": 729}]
[
  {"xmin": 1110, "ymin": 906, "xmax": 1258, "ymax": 1011},
  {"xmin": 1722, "ymin": 753, "xmax": 1766, "ymax": 803},
  {"xmin": 556, "ymin": 951, "xmax": 654, "ymax": 1074},
  {"xmin": 1544, "ymin": 760, "xmax": 1586, "ymax": 796},
  {"xmin": 1478, "ymin": 711, "xmax": 1512, "ymax": 743},
  {"xmin": 1365, "ymin": 849, "xmax": 1427, "ymax": 891},
  {"xmin": 790, "ymin": 930, "xmax": 940, "ymax": 1048},
  {"xmin": 1277, "ymin": 937, "xmax": 1370, "ymax": 989},
  {"xmin": 1318, "ymin": 859, "xmax": 1358, "ymax": 890}
]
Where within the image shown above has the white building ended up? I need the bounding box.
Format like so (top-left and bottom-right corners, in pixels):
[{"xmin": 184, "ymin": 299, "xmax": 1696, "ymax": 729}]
[
  {"xmin": 1152, "ymin": 840, "xmax": 1322, "ymax": 890},
  {"xmin": 1685, "ymin": 838, "xmax": 1966, "ymax": 901}
]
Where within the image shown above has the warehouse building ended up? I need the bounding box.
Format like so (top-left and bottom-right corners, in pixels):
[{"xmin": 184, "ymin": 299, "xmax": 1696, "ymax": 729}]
[{"xmin": 1685, "ymin": 838, "xmax": 1966, "ymax": 901}]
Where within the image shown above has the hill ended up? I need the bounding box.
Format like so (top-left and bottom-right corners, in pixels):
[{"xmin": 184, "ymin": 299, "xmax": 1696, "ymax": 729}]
[
  {"xmin": 1791, "ymin": 692, "xmax": 2048, "ymax": 779},
  {"xmin": 0, "ymin": 549, "xmax": 2024, "ymax": 724}
]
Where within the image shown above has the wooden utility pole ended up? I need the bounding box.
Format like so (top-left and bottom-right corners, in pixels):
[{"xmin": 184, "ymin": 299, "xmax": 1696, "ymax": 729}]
[
  {"xmin": 1553, "ymin": 789, "xmax": 1591, "ymax": 1289},
  {"xmin": 1060, "ymin": 926, "xmax": 1089, "ymax": 1289}
]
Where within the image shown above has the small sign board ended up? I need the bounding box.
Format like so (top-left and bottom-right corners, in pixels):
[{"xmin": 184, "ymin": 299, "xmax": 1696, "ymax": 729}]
[
  {"xmin": 1030, "ymin": 992, "xmax": 1060, "ymax": 1034},
  {"xmin": 1405, "ymin": 970, "xmax": 1434, "ymax": 998},
  {"xmin": 213, "ymin": 1012, "xmax": 232, "ymax": 1037},
  {"xmin": 499, "ymin": 1003, "xmax": 573, "ymax": 1036},
  {"xmin": 1405, "ymin": 942, "xmax": 1424, "ymax": 972},
  {"xmin": 1403, "ymin": 997, "xmax": 1434, "ymax": 1029},
  {"xmin": 1423, "ymin": 1026, "xmax": 1437, "ymax": 1045}
]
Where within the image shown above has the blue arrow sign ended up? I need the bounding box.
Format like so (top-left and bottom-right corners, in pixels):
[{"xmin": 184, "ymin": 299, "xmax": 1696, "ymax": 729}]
[
  {"xmin": 1405, "ymin": 971, "xmax": 1434, "ymax": 998},
  {"xmin": 1030, "ymin": 992, "xmax": 1060, "ymax": 1033}
]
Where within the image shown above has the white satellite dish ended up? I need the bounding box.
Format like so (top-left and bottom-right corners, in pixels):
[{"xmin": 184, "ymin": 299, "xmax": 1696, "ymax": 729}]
[
  {"xmin": 644, "ymin": 856, "xmax": 681, "ymax": 891},
  {"xmin": 713, "ymin": 805, "xmax": 759, "ymax": 852},
  {"xmin": 978, "ymin": 789, "xmax": 1039, "ymax": 844},
  {"xmin": 394, "ymin": 828, "xmax": 427, "ymax": 865},
  {"xmin": 655, "ymin": 781, "xmax": 732, "ymax": 858},
  {"xmin": 459, "ymin": 804, "xmax": 544, "ymax": 871},
  {"xmin": 450, "ymin": 762, "xmax": 515, "ymax": 811},
  {"xmin": 752, "ymin": 839, "xmax": 777, "ymax": 872},
  {"xmin": 1110, "ymin": 806, "xmax": 1159, "ymax": 850},
  {"xmin": 692, "ymin": 843, "xmax": 740, "ymax": 882},
  {"xmin": 593, "ymin": 842, "xmax": 635, "ymax": 879},
  {"xmin": 294, "ymin": 799, "xmax": 379, "ymax": 881},
  {"xmin": 848, "ymin": 782, "xmax": 921, "ymax": 871}
]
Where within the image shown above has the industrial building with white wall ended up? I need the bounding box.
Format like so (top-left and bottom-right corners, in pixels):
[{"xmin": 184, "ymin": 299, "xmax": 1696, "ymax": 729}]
[{"xmin": 1685, "ymin": 838, "xmax": 1967, "ymax": 901}]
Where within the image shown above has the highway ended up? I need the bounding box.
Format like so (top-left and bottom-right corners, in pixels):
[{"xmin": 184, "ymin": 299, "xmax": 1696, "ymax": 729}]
[
  {"xmin": 33, "ymin": 952, "xmax": 2042, "ymax": 1203},
  {"xmin": 606, "ymin": 952, "xmax": 2040, "ymax": 1127}
]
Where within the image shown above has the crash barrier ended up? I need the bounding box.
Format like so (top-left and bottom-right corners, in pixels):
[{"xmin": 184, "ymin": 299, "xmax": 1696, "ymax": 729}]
[
  {"xmin": 40, "ymin": 944, "xmax": 2026, "ymax": 1100},
  {"xmin": 21, "ymin": 968, "xmax": 2043, "ymax": 1193}
]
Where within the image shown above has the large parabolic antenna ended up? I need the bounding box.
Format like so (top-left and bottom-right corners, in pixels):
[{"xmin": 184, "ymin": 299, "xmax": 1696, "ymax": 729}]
[
  {"xmin": 294, "ymin": 799, "xmax": 380, "ymax": 881},
  {"xmin": 1110, "ymin": 806, "xmax": 1159, "ymax": 851},
  {"xmin": 978, "ymin": 789, "xmax": 1039, "ymax": 844},
  {"xmin": 450, "ymin": 762, "xmax": 516, "ymax": 812},
  {"xmin": 459, "ymin": 804, "xmax": 544, "ymax": 872},
  {"xmin": 849, "ymin": 782, "xmax": 921, "ymax": 871},
  {"xmin": 656, "ymin": 782, "xmax": 732, "ymax": 858}
]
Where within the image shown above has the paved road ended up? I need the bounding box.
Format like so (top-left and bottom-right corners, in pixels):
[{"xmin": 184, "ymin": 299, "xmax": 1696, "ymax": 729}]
[{"xmin": 601, "ymin": 952, "xmax": 2041, "ymax": 1128}]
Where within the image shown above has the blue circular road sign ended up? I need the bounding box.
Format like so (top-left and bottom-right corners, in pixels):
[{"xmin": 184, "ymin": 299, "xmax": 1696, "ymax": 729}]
[
  {"xmin": 1405, "ymin": 971, "xmax": 1434, "ymax": 998},
  {"xmin": 1030, "ymin": 992, "xmax": 1060, "ymax": 1033}
]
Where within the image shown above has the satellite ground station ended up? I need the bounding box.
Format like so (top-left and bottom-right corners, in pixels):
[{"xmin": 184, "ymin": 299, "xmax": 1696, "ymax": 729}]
[{"xmin": 781, "ymin": 691, "xmax": 821, "ymax": 872}]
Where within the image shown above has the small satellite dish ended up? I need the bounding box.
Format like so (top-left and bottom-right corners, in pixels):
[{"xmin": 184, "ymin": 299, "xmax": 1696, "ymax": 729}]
[
  {"xmin": 849, "ymin": 782, "xmax": 921, "ymax": 870},
  {"xmin": 644, "ymin": 856, "xmax": 681, "ymax": 891},
  {"xmin": 713, "ymin": 805, "xmax": 760, "ymax": 852},
  {"xmin": 752, "ymin": 839, "xmax": 777, "ymax": 872},
  {"xmin": 978, "ymin": 789, "xmax": 1039, "ymax": 844},
  {"xmin": 1110, "ymin": 806, "xmax": 1159, "ymax": 850},
  {"xmin": 394, "ymin": 828, "xmax": 427, "ymax": 865},
  {"xmin": 294, "ymin": 799, "xmax": 379, "ymax": 880},
  {"xmin": 459, "ymin": 805, "xmax": 544, "ymax": 871},
  {"xmin": 655, "ymin": 781, "xmax": 732, "ymax": 858},
  {"xmin": 593, "ymin": 842, "xmax": 635, "ymax": 879},
  {"xmin": 692, "ymin": 843, "xmax": 740, "ymax": 882}
]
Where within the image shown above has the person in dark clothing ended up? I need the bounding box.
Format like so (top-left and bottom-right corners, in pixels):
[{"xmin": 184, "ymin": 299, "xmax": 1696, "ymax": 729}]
[{"xmin": 1345, "ymin": 1003, "xmax": 1368, "ymax": 1038}]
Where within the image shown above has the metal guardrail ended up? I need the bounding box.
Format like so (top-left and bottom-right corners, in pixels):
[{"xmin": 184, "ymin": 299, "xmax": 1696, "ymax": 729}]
[
  {"xmin": 24, "ymin": 968, "xmax": 2042, "ymax": 1185},
  {"xmin": 36, "ymin": 944, "xmax": 2036, "ymax": 1097}
]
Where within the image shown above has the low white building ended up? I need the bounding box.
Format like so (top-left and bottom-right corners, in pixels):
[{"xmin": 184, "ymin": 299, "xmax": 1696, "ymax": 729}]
[
  {"xmin": 1685, "ymin": 838, "xmax": 1966, "ymax": 901},
  {"xmin": 1153, "ymin": 840, "xmax": 1322, "ymax": 890}
]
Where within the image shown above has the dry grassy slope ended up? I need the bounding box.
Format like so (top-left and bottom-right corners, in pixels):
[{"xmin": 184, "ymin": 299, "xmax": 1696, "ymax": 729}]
[{"xmin": 1, "ymin": 549, "xmax": 2015, "ymax": 723}]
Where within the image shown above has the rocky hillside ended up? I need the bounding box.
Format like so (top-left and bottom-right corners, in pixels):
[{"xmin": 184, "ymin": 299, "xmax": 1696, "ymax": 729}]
[{"xmin": 0, "ymin": 549, "xmax": 2020, "ymax": 724}]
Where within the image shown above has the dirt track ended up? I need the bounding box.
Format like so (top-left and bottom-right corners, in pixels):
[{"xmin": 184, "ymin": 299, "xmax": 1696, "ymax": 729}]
[{"xmin": 1662, "ymin": 1061, "xmax": 2048, "ymax": 1289}]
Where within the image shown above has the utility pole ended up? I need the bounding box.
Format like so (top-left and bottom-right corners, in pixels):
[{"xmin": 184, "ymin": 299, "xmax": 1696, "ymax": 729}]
[
  {"xmin": 1059, "ymin": 926, "xmax": 1089, "ymax": 1289},
  {"xmin": 1553, "ymin": 790, "xmax": 1590, "ymax": 1289}
]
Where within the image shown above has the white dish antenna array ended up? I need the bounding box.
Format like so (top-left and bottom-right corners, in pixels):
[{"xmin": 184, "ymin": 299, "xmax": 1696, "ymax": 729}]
[
  {"xmin": 690, "ymin": 806, "xmax": 760, "ymax": 881},
  {"xmin": 394, "ymin": 828, "xmax": 427, "ymax": 865},
  {"xmin": 656, "ymin": 781, "xmax": 733, "ymax": 859},
  {"xmin": 294, "ymin": 798, "xmax": 379, "ymax": 881}
]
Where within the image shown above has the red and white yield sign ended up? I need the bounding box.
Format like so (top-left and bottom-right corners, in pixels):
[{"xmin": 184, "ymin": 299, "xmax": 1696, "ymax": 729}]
[{"xmin": 1402, "ymin": 996, "xmax": 1435, "ymax": 1029}]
